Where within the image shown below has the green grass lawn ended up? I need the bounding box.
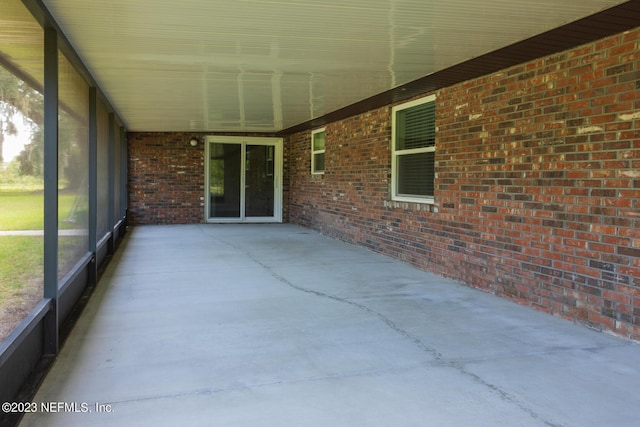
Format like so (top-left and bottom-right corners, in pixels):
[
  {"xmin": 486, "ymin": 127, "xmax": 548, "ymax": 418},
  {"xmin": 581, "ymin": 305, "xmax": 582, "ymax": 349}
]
[
  {"xmin": 0, "ymin": 191, "xmax": 84, "ymax": 230},
  {"xmin": 0, "ymin": 235, "xmax": 43, "ymax": 289},
  {"xmin": 0, "ymin": 192, "xmax": 45, "ymax": 230},
  {"xmin": 0, "ymin": 190, "xmax": 88, "ymax": 341}
]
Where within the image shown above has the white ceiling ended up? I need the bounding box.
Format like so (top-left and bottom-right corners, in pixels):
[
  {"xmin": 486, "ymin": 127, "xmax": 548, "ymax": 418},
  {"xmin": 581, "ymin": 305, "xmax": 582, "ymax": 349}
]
[{"xmin": 40, "ymin": 0, "xmax": 628, "ymax": 133}]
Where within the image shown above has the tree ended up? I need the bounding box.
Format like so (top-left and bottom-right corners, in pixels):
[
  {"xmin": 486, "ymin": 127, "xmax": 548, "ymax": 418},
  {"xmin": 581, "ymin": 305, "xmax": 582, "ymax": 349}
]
[
  {"xmin": 0, "ymin": 66, "xmax": 43, "ymax": 166},
  {"xmin": 1, "ymin": 65, "xmax": 88, "ymax": 188}
]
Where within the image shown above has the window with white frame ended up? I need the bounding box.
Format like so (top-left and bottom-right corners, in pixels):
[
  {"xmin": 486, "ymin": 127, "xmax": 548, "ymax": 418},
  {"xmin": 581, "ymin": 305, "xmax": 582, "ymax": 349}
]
[
  {"xmin": 391, "ymin": 95, "xmax": 436, "ymax": 203},
  {"xmin": 311, "ymin": 128, "xmax": 325, "ymax": 174}
]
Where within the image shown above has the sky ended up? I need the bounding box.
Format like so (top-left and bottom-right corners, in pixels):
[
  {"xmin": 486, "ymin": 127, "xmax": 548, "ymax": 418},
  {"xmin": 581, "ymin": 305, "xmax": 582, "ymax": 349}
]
[
  {"xmin": 2, "ymin": 110, "xmax": 31, "ymax": 163},
  {"xmin": 2, "ymin": 133, "xmax": 28, "ymax": 162}
]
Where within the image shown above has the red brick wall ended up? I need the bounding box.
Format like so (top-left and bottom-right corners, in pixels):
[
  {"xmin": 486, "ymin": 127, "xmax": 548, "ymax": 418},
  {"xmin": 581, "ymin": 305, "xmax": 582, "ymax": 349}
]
[
  {"xmin": 128, "ymin": 132, "xmax": 289, "ymax": 224},
  {"xmin": 288, "ymin": 28, "xmax": 640, "ymax": 340},
  {"xmin": 128, "ymin": 132, "xmax": 206, "ymax": 224}
]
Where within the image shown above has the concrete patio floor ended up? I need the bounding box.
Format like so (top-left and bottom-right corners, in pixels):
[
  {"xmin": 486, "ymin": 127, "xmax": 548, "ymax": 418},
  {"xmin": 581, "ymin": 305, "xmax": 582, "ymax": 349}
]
[{"xmin": 20, "ymin": 224, "xmax": 640, "ymax": 427}]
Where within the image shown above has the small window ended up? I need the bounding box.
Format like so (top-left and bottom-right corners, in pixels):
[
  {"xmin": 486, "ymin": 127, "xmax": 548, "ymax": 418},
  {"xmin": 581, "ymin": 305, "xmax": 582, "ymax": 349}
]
[
  {"xmin": 391, "ymin": 95, "xmax": 436, "ymax": 203},
  {"xmin": 311, "ymin": 128, "xmax": 325, "ymax": 174}
]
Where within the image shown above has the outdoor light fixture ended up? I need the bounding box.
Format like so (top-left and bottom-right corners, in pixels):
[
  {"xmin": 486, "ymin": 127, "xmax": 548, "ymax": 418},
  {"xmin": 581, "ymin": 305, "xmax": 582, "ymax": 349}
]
[{"xmin": 189, "ymin": 137, "xmax": 199, "ymax": 147}]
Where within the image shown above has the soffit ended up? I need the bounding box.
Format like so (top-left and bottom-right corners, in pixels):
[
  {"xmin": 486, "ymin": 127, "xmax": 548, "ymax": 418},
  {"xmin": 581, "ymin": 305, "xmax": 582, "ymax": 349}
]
[{"xmin": 39, "ymin": 0, "xmax": 632, "ymax": 132}]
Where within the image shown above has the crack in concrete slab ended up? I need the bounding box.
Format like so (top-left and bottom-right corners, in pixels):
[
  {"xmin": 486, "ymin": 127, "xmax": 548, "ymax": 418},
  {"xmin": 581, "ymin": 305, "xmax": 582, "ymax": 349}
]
[
  {"xmin": 215, "ymin": 234, "xmax": 563, "ymax": 427},
  {"xmin": 102, "ymin": 364, "xmax": 430, "ymax": 407},
  {"xmin": 267, "ymin": 269, "xmax": 562, "ymax": 427}
]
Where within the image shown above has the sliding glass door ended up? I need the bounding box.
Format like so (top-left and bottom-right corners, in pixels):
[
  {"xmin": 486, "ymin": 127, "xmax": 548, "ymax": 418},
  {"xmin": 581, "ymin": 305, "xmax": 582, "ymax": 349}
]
[{"xmin": 206, "ymin": 136, "xmax": 282, "ymax": 222}]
